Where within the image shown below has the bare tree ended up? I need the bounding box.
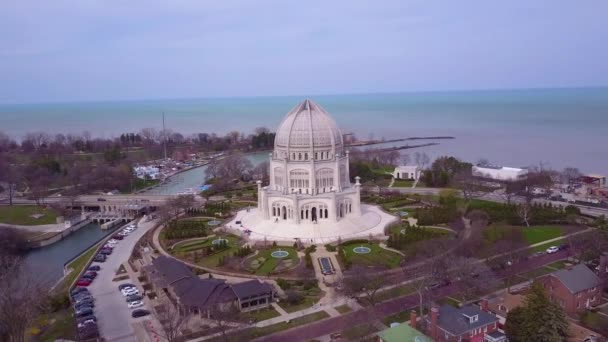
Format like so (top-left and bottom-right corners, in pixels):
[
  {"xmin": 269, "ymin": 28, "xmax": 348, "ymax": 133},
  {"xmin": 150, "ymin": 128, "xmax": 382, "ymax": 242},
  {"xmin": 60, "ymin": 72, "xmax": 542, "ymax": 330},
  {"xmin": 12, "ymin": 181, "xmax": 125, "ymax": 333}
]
[
  {"xmin": 341, "ymin": 266, "xmax": 385, "ymax": 306},
  {"xmin": 252, "ymin": 160, "xmax": 270, "ymax": 185},
  {"xmin": 561, "ymin": 167, "xmax": 581, "ymax": 184},
  {"xmin": 449, "ymin": 257, "xmax": 499, "ymax": 303},
  {"xmin": 153, "ymin": 297, "xmax": 192, "ymax": 342},
  {"xmin": 452, "ymin": 170, "xmax": 490, "ymax": 203},
  {"xmin": 517, "ymin": 203, "xmax": 532, "ymax": 227},
  {"xmin": 0, "ymin": 256, "xmax": 49, "ymax": 342},
  {"xmin": 209, "ymin": 303, "xmax": 244, "ymax": 342}
]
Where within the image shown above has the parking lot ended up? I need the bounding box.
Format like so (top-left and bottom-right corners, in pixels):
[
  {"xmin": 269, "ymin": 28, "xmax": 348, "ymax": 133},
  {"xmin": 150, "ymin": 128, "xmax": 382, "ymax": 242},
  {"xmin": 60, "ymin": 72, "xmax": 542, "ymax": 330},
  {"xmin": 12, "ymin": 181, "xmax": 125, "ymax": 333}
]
[{"xmin": 86, "ymin": 219, "xmax": 156, "ymax": 341}]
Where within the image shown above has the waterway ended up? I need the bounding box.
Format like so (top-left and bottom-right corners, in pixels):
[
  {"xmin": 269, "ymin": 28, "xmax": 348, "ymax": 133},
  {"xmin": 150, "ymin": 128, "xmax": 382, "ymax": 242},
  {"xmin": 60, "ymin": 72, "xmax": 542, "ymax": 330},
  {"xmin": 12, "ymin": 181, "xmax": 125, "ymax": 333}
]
[
  {"xmin": 144, "ymin": 151, "xmax": 268, "ymax": 195},
  {"xmin": 23, "ymin": 222, "xmax": 120, "ymax": 286},
  {"xmin": 23, "ymin": 152, "xmax": 267, "ymax": 286}
]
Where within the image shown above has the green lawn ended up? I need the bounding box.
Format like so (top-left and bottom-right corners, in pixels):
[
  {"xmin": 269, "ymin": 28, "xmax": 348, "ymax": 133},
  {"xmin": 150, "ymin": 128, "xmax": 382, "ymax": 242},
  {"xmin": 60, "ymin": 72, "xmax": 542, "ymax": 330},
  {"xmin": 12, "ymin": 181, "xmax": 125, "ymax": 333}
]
[
  {"xmin": 335, "ymin": 304, "xmax": 352, "ymax": 314},
  {"xmin": 249, "ymin": 311, "xmax": 330, "ymax": 339},
  {"xmin": 518, "ymin": 266, "xmax": 555, "ymax": 280},
  {"xmin": 522, "ymin": 226, "xmax": 563, "ymax": 245},
  {"xmin": 370, "ymin": 284, "xmax": 416, "ymax": 305},
  {"xmin": 392, "ymin": 179, "xmax": 415, "ymax": 188},
  {"xmin": 243, "ymin": 307, "xmax": 281, "ymax": 323},
  {"xmin": 341, "ymin": 323, "xmax": 380, "ymax": 340},
  {"xmin": 172, "ymin": 234, "xmax": 241, "ymax": 268},
  {"xmin": 248, "ymin": 247, "xmax": 299, "ymax": 276},
  {"xmin": 55, "ymin": 243, "xmax": 100, "ymax": 294},
  {"xmin": 0, "ymin": 205, "xmax": 58, "ymax": 225},
  {"xmin": 342, "ymin": 242, "xmax": 403, "ymax": 269}
]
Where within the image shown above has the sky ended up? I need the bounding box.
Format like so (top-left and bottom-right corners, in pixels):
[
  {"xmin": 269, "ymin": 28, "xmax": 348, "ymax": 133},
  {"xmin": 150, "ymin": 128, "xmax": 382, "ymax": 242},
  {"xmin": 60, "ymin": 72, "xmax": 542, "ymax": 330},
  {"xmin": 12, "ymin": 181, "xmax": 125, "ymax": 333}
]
[{"xmin": 1, "ymin": 0, "xmax": 607, "ymax": 103}]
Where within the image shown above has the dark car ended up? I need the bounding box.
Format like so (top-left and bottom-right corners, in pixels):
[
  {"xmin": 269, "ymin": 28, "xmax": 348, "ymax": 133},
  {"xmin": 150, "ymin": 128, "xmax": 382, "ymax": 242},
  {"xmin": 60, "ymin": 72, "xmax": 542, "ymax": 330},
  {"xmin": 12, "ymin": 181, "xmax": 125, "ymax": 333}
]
[
  {"xmin": 559, "ymin": 244, "xmax": 571, "ymax": 250},
  {"xmin": 93, "ymin": 255, "xmax": 106, "ymax": 262},
  {"xmin": 99, "ymin": 249, "xmax": 112, "ymax": 255},
  {"xmin": 112, "ymin": 234, "xmax": 124, "ymax": 240},
  {"xmin": 88, "ymin": 265, "xmax": 101, "ymax": 271},
  {"xmin": 76, "ymin": 308, "xmax": 94, "ymax": 317},
  {"xmin": 126, "ymin": 294, "xmax": 144, "ymax": 302},
  {"xmin": 97, "ymin": 198, "xmax": 107, "ymax": 202},
  {"xmin": 71, "ymin": 287, "xmax": 89, "ymax": 297},
  {"xmin": 75, "ymin": 300, "xmax": 95, "ymax": 309},
  {"xmin": 74, "ymin": 295, "xmax": 94, "ymax": 304},
  {"xmin": 131, "ymin": 309, "xmax": 151, "ymax": 318},
  {"xmin": 118, "ymin": 283, "xmax": 137, "ymax": 291}
]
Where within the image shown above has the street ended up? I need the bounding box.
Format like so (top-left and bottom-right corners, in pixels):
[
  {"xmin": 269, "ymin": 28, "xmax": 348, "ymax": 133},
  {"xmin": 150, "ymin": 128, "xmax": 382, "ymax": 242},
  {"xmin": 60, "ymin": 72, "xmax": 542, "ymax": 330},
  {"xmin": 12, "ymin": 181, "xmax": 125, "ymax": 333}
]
[{"xmin": 255, "ymin": 250, "xmax": 571, "ymax": 342}]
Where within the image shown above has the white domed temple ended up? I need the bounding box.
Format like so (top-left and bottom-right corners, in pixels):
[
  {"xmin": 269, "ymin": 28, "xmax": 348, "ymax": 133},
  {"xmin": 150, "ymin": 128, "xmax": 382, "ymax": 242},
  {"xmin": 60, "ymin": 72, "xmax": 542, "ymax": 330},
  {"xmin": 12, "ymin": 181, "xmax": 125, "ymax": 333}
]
[{"xmin": 229, "ymin": 99, "xmax": 397, "ymax": 244}]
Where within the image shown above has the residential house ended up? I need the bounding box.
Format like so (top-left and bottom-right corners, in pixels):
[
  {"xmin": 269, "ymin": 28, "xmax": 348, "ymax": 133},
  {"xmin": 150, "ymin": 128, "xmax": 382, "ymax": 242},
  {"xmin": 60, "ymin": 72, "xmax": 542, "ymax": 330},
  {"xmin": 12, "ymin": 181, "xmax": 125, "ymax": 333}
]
[
  {"xmin": 376, "ymin": 311, "xmax": 433, "ymax": 342},
  {"xmin": 142, "ymin": 256, "xmax": 276, "ymax": 317},
  {"xmin": 423, "ymin": 303, "xmax": 506, "ymax": 342},
  {"xmin": 536, "ymin": 264, "xmax": 601, "ymax": 314},
  {"xmin": 393, "ymin": 165, "xmax": 421, "ymax": 180}
]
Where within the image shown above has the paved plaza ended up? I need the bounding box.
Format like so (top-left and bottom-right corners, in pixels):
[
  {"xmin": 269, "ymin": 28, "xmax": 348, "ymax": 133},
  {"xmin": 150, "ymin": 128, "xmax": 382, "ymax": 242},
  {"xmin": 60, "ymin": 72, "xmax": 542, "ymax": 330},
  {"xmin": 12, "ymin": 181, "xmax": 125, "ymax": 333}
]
[{"xmin": 228, "ymin": 204, "xmax": 397, "ymax": 244}]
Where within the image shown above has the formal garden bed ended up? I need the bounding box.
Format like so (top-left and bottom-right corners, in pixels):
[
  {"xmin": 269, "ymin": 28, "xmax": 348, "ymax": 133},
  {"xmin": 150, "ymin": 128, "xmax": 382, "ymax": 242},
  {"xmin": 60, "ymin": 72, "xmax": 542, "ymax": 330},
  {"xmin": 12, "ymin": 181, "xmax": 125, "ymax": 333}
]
[
  {"xmin": 337, "ymin": 240, "xmax": 403, "ymax": 269},
  {"xmin": 245, "ymin": 246, "xmax": 300, "ymax": 276},
  {"xmin": 392, "ymin": 179, "xmax": 415, "ymax": 188},
  {"xmin": 169, "ymin": 233, "xmax": 245, "ymax": 268}
]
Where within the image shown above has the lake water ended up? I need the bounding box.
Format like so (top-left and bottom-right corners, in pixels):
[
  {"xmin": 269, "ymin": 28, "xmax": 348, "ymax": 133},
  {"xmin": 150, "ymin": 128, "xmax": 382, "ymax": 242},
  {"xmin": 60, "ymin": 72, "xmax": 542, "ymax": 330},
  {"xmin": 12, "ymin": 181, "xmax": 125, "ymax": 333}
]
[{"xmin": 1, "ymin": 87, "xmax": 607, "ymax": 174}]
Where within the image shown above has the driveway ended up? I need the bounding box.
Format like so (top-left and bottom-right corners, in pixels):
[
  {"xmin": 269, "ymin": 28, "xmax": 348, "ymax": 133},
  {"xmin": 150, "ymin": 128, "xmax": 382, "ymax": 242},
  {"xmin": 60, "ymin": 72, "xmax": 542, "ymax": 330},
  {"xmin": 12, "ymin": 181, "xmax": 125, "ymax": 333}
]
[{"xmin": 87, "ymin": 218, "xmax": 157, "ymax": 341}]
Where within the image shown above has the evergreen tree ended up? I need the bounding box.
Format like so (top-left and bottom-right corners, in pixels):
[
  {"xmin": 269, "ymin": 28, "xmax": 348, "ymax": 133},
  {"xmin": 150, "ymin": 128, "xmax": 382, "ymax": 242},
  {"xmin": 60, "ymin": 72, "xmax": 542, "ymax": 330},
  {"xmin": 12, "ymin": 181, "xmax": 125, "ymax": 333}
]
[{"xmin": 505, "ymin": 284, "xmax": 569, "ymax": 342}]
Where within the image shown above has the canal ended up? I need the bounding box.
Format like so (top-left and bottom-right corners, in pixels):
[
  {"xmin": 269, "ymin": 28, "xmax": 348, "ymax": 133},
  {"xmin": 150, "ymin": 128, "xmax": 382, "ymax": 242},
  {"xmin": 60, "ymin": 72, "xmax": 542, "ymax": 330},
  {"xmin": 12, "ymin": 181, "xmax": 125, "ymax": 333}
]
[
  {"xmin": 24, "ymin": 152, "xmax": 268, "ymax": 286},
  {"xmin": 23, "ymin": 222, "xmax": 120, "ymax": 286}
]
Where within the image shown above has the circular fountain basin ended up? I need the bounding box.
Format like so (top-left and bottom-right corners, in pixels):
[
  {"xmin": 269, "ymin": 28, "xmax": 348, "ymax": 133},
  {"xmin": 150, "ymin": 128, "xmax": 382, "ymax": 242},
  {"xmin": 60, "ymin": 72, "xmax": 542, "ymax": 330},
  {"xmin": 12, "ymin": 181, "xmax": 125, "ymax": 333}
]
[
  {"xmin": 353, "ymin": 246, "xmax": 372, "ymax": 254},
  {"xmin": 208, "ymin": 220, "xmax": 222, "ymax": 227},
  {"xmin": 271, "ymin": 250, "xmax": 290, "ymax": 258}
]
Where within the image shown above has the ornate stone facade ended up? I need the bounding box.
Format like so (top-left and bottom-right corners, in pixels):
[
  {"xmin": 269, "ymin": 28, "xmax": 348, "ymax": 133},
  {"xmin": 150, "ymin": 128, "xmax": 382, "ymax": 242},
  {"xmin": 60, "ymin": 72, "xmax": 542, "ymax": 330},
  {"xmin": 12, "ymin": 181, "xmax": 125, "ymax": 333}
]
[{"xmin": 257, "ymin": 99, "xmax": 362, "ymax": 225}]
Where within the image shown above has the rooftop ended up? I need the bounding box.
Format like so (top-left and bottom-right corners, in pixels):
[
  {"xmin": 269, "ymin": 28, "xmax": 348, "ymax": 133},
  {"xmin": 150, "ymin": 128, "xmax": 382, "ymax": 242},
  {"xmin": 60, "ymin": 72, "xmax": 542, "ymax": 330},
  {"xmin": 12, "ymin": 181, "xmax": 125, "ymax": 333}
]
[
  {"xmin": 429, "ymin": 305, "xmax": 499, "ymax": 336},
  {"xmin": 551, "ymin": 264, "xmax": 601, "ymax": 294},
  {"xmin": 231, "ymin": 280, "xmax": 274, "ymax": 300},
  {"xmin": 376, "ymin": 323, "xmax": 433, "ymax": 342}
]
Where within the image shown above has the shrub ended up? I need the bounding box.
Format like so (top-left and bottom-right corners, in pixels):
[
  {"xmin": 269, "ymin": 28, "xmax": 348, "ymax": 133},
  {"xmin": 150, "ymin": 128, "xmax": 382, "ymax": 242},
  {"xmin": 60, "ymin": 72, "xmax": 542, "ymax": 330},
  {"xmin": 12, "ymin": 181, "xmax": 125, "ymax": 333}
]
[
  {"xmin": 276, "ymin": 278, "xmax": 292, "ymax": 291},
  {"xmin": 325, "ymin": 244, "xmax": 337, "ymax": 252},
  {"xmin": 285, "ymin": 289, "xmax": 304, "ymax": 305}
]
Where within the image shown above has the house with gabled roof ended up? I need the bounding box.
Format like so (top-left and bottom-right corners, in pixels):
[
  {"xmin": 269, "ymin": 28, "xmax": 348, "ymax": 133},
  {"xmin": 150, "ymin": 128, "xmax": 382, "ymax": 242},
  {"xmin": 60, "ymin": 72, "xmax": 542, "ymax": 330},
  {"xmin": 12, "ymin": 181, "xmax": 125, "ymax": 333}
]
[
  {"xmin": 142, "ymin": 256, "xmax": 276, "ymax": 317},
  {"xmin": 423, "ymin": 303, "xmax": 506, "ymax": 342},
  {"xmin": 536, "ymin": 264, "xmax": 601, "ymax": 314}
]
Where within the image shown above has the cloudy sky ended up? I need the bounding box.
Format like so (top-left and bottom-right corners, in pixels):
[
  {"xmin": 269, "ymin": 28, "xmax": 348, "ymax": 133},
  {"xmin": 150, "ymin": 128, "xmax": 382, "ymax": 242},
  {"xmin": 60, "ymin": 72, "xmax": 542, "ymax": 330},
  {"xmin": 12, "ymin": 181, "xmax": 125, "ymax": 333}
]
[{"xmin": 1, "ymin": 0, "xmax": 607, "ymax": 103}]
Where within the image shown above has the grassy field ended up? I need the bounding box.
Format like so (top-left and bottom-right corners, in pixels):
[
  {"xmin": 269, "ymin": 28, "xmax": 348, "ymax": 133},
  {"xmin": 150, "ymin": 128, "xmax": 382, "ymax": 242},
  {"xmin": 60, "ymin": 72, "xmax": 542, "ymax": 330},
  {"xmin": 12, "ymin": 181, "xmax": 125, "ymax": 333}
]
[
  {"xmin": 172, "ymin": 238, "xmax": 209, "ymax": 253},
  {"xmin": 518, "ymin": 266, "xmax": 555, "ymax": 280},
  {"xmin": 55, "ymin": 243, "xmax": 100, "ymax": 294},
  {"xmin": 522, "ymin": 226, "xmax": 563, "ymax": 245},
  {"xmin": 249, "ymin": 311, "xmax": 330, "ymax": 339},
  {"xmin": 335, "ymin": 304, "xmax": 352, "ymax": 314},
  {"xmin": 392, "ymin": 179, "xmax": 415, "ymax": 188},
  {"xmin": 243, "ymin": 307, "xmax": 281, "ymax": 323},
  {"xmin": 0, "ymin": 205, "xmax": 58, "ymax": 225},
  {"xmin": 171, "ymin": 234, "xmax": 240, "ymax": 268},
  {"xmin": 370, "ymin": 284, "xmax": 415, "ymax": 305},
  {"xmin": 342, "ymin": 242, "xmax": 403, "ymax": 269},
  {"xmin": 129, "ymin": 178, "xmax": 160, "ymax": 193},
  {"xmin": 249, "ymin": 247, "xmax": 299, "ymax": 275}
]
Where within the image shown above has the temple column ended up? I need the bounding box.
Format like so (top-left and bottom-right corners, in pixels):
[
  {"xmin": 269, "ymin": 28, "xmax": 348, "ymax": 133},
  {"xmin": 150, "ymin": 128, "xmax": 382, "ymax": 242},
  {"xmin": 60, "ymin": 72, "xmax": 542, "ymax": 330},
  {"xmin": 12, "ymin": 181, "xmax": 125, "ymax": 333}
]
[
  {"xmin": 330, "ymin": 191, "xmax": 338, "ymax": 223},
  {"xmin": 354, "ymin": 176, "xmax": 362, "ymax": 217},
  {"xmin": 293, "ymin": 193, "xmax": 300, "ymax": 224}
]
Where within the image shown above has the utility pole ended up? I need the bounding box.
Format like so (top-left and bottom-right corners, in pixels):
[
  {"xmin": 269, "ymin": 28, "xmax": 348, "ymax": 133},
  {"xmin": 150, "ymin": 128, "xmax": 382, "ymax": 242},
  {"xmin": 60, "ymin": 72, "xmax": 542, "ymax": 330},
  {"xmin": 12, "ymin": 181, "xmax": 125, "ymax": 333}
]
[{"xmin": 162, "ymin": 112, "xmax": 167, "ymax": 160}]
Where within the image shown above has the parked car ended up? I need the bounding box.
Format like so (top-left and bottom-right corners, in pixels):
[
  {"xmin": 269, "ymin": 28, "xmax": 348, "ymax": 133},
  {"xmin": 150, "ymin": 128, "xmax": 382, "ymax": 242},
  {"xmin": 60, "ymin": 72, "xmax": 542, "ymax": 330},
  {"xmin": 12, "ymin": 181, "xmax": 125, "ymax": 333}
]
[
  {"xmin": 71, "ymin": 287, "xmax": 89, "ymax": 297},
  {"xmin": 85, "ymin": 271, "xmax": 98, "ymax": 277},
  {"xmin": 118, "ymin": 283, "xmax": 137, "ymax": 291},
  {"xmin": 108, "ymin": 239, "xmax": 119, "ymax": 244},
  {"xmin": 131, "ymin": 309, "xmax": 151, "ymax": 318},
  {"xmin": 88, "ymin": 265, "xmax": 101, "ymax": 271},
  {"xmin": 76, "ymin": 280, "xmax": 92, "ymax": 287},
  {"xmin": 74, "ymin": 295, "xmax": 94, "ymax": 304},
  {"xmin": 546, "ymin": 246, "xmax": 559, "ymax": 254},
  {"xmin": 93, "ymin": 255, "xmax": 106, "ymax": 262},
  {"xmin": 122, "ymin": 288, "xmax": 140, "ymax": 297},
  {"xmin": 112, "ymin": 235, "xmax": 124, "ymax": 240},
  {"xmin": 128, "ymin": 300, "xmax": 144, "ymax": 309},
  {"xmin": 126, "ymin": 294, "xmax": 144, "ymax": 302},
  {"xmin": 77, "ymin": 320, "xmax": 97, "ymax": 329},
  {"xmin": 559, "ymin": 244, "xmax": 570, "ymax": 250},
  {"xmin": 97, "ymin": 198, "xmax": 107, "ymax": 202},
  {"xmin": 76, "ymin": 308, "xmax": 94, "ymax": 317},
  {"xmin": 75, "ymin": 300, "xmax": 95, "ymax": 310},
  {"xmin": 99, "ymin": 249, "xmax": 112, "ymax": 255}
]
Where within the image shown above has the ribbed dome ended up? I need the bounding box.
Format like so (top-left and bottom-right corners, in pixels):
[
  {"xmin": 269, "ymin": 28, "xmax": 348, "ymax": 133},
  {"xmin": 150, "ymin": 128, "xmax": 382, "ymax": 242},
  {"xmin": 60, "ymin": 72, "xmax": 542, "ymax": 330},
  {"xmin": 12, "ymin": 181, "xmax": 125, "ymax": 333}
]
[{"xmin": 274, "ymin": 99, "xmax": 343, "ymax": 152}]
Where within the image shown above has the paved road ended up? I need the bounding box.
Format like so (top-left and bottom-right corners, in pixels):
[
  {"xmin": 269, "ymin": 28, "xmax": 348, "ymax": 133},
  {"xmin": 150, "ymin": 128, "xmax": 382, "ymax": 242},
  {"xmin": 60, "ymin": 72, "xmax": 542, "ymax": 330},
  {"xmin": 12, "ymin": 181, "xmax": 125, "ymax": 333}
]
[
  {"xmin": 87, "ymin": 219, "xmax": 157, "ymax": 342},
  {"xmin": 255, "ymin": 250, "xmax": 571, "ymax": 342}
]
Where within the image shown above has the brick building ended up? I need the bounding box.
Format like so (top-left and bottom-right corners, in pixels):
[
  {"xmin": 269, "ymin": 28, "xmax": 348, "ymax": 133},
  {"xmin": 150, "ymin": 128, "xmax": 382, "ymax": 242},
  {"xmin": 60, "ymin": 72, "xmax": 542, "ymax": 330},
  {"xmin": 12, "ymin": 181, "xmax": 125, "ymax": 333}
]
[
  {"xmin": 423, "ymin": 302, "xmax": 506, "ymax": 342},
  {"xmin": 536, "ymin": 264, "xmax": 601, "ymax": 314}
]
